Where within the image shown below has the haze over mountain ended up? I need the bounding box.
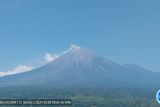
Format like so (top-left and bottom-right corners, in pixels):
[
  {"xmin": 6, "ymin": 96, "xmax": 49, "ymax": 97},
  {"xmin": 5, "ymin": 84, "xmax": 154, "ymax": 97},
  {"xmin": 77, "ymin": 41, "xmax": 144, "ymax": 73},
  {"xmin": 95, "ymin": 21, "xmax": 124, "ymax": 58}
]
[{"xmin": 0, "ymin": 45, "xmax": 159, "ymax": 88}]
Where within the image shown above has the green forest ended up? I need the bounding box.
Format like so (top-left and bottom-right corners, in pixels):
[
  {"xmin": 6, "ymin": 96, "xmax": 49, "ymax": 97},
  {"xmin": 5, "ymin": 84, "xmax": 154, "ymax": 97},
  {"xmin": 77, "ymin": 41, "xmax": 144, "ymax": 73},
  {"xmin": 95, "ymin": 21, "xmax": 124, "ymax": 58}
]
[{"xmin": 0, "ymin": 87, "xmax": 159, "ymax": 107}]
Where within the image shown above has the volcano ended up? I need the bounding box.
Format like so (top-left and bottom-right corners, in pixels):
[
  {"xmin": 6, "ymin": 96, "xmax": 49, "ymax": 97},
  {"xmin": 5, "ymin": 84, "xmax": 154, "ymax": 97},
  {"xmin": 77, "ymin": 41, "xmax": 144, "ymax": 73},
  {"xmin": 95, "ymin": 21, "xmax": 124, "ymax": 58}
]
[{"xmin": 0, "ymin": 45, "xmax": 159, "ymax": 88}]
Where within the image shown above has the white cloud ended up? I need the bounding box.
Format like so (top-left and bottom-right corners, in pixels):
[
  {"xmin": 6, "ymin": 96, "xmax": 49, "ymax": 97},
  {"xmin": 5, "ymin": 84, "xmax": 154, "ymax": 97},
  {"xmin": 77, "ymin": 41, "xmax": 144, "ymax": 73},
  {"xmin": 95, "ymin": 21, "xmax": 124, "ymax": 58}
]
[
  {"xmin": 63, "ymin": 44, "xmax": 80, "ymax": 54},
  {"xmin": 0, "ymin": 65, "xmax": 33, "ymax": 77},
  {"xmin": 0, "ymin": 53, "xmax": 58, "ymax": 77},
  {"xmin": 44, "ymin": 45, "xmax": 79, "ymax": 62},
  {"xmin": 44, "ymin": 53, "xmax": 58, "ymax": 63},
  {"xmin": 0, "ymin": 46, "xmax": 77, "ymax": 77}
]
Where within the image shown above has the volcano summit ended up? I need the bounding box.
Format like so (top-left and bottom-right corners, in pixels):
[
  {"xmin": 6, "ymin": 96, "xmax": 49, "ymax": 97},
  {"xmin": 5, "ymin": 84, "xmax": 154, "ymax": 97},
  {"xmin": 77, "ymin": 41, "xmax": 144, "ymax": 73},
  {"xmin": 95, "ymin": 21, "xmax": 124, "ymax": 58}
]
[{"xmin": 0, "ymin": 45, "xmax": 159, "ymax": 88}]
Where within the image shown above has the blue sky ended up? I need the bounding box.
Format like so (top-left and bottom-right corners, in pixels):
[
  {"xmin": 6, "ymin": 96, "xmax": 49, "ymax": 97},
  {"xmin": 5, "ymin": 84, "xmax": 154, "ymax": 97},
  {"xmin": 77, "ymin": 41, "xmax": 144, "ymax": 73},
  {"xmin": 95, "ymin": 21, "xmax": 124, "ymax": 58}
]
[{"xmin": 0, "ymin": 0, "xmax": 160, "ymax": 72}]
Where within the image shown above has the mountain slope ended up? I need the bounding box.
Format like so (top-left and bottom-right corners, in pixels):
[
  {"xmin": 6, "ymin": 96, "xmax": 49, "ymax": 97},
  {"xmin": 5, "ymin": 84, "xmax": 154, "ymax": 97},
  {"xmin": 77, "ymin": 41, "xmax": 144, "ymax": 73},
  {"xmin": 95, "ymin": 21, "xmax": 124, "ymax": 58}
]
[{"xmin": 0, "ymin": 45, "xmax": 159, "ymax": 88}]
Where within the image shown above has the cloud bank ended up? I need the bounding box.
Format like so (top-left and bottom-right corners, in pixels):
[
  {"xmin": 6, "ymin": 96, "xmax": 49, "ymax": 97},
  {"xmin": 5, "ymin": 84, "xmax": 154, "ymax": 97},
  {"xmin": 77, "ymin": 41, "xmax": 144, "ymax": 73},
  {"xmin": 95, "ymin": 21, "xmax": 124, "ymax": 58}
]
[
  {"xmin": 0, "ymin": 45, "xmax": 78, "ymax": 77},
  {"xmin": 0, "ymin": 65, "xmax": 33, "ymax": 77},
  {"xmin": 44, "ymin": 53, "xmax": 58, "ymax": 63},
  {"xmin": 0, "ymin": 53, "xmax": 59, "ymax": 77}
]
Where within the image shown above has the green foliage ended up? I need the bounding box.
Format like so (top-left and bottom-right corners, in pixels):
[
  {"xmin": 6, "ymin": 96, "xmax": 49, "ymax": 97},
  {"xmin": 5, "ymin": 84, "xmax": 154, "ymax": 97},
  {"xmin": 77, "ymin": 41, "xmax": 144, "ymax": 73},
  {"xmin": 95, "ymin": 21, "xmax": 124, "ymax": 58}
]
[{"xmin": 0, "ymin": 87, "xmax": 159, "ymax": 107}]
